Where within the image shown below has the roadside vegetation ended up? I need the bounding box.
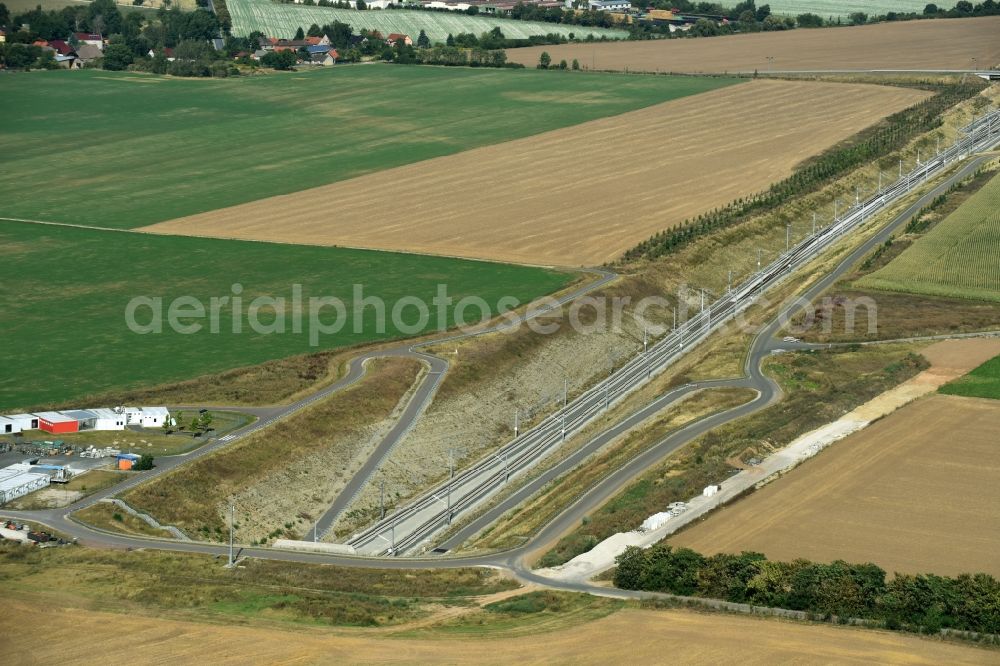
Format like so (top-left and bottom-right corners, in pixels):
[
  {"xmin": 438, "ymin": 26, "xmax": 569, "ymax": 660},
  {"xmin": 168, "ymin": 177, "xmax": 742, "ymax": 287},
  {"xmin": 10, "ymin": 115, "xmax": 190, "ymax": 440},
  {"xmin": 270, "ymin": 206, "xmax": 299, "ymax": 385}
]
[
  {"xmin": 74, "ymin": 501, "xmax": 174, "ymax": 538},
  {"xmin": 469, "ymin": 387, "xmax": 756, "ymax": 552},
  {"xmin": 791, "ymin": 164, "xmax": 1000, "ymax": 342},
  {"xmin": 537, "ymin": 345, "xmax": 928, "ymax": 567},
  {"xmin": 0, "ymin": 543, "xmax": 517, "ymax": 627},
  {"xmin": 418, "ymin": 590, "xmax": 623, "ymax": 636},
  {"xmin": 123, "ymin": 358, "xmax": 423, "ymax": 542},
  {"xmin": 615, "ymin": 544, "xmax": 1000, "ymax": 639}
]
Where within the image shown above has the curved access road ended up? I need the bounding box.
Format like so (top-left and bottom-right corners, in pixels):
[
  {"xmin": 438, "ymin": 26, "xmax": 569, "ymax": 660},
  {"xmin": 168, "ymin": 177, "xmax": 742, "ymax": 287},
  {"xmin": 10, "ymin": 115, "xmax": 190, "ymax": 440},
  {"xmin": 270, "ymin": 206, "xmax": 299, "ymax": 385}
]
[{"xmin": 3, "ymin": 128, "xmax": 998, "ymax": 586}]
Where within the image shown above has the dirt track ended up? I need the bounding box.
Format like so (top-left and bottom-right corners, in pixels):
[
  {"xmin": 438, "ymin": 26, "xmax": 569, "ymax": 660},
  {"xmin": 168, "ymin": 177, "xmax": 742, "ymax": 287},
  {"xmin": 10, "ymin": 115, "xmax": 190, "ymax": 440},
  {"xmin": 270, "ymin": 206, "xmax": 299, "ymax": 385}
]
[
  {"xmin": 3, "ymin": 601, "xmax": 993, "ymax": 665},
  {"xmin": 507, "ymin": 17, "xmax": 1000, "ymax": 73},
  {"xmin": 143, "ymin": 79, "xmax": 928, "ymax": 267}
]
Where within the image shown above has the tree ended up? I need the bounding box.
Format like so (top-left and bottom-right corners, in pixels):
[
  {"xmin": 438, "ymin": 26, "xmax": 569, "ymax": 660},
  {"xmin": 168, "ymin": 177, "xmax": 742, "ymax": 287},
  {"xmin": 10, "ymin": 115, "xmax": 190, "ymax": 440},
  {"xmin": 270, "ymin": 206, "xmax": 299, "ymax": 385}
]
[
  {"xmin": 416, "ymin": 28, "xmax": 430, "ymax": 48},
  {"xmin": 558, "ymin": 58, "xmax": 567, "ymax": 69},
  {"xmin": 199, "ymin": 411, "xmax": 214, "ymax": 430},
  {"xmin": 571, "ymin": 58, "xmax": 579, "ymax": 70},
  {"xmin": 261, "ymin": 49, "xmax": 297, "ymax": 70},
  {"xmin": 306, "ymin": 22, "xmax": 322, "ymax": 37},
  {"xmin": 754, "ymin": 3, "xmax": 771, "ymax": 21},
  {"xmin": 796, "ymin": 12, "xmax": 823, "ymax": 27},
  {"xmin": 101, "ymin": 42, "xmax": 133, "ymax": 70},
  {"xmin": 537, "ymin": 50, "xmax": 550, "ymax": 69},
  {"xmin": 356, "ymin": 0, "xmax": 366, "ymax": 8},
  {"xmin": 445, "ymin": 32, "xmax": 455, "ymax": 46},
  {"xmin": 848, "ymin": 11, "xmax": 868, "ymax": 25},
  {"xmin": 923, "ymin": 3, "xmax": 939, "ymax": 13},
  {"xmin": 294, "ymin": 26, "xmax": 305, "ymax": 40},
  {"xmin": 0, "ymin": 1, "xmax": 10, "ymax": 27},
  {"xmin": 135, "ymin": 454, "xmax": 155, "ymax": 471}
]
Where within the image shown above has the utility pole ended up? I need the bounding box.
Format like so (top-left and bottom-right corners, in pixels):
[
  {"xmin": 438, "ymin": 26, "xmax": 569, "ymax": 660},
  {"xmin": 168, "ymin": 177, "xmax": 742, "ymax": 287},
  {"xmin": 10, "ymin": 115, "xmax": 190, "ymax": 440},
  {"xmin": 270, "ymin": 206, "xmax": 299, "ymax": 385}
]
[
  {"xmin": 785, "ymin": 222, "xmax": 790, "ymax": 252},
  {"xmin": 446, "ymin": 448, "xmax": 454, "ymax": 525},
  {"xmin": 916, "ymin": 149, "xmax": 921, "ymax": 166},
  {"xmin": 757, "ymin": 248, "xmax": 762, "ymax": 271},
  {"xmin": 855, "ymin": 185, "xmax": 860, "ymax": 207},
  {"xmin": 834, "ymin": 199, "xmax": 839, "ymax": 221},
  {"xmin": 812, "ymin": 212, "xmax": 816, "ymax": 236},
  {"xmin": 561, "ymin": 380, "xmax": 567, "ymax": 440},
  {"xmin": 390, "ymin": 515, "xmax": 396, "ymax": 555},
  {"xmin": 643, "ymin": 326, "xmax": 648, "ymax": 354},
  {"xmin": 604, "ymin": 381, "xmax": 609, "ymax": 411},
  {"xmin": 899, "ymin": 158, "xmax": 903, "ymax": 179},
  {"xmin": 727, "ymin": 270, "xmax": 732, "ymax": 293},
  {"xmin": 379, "ymin": 478, "xmax": 385, "ymax": 520},
  {"xmin": 513, "ymin": 409, "xmax": 519, "ymax": 438},
  {"xmin": 878, "ymin": 170, "xmax": 882, "ymax": 194},
  {"xmin": 672, "ymin": 308, "xmax": 677, "ymax": 332},
  {"xmin": 228, "ymin": 504, "xmax": 235, "ymax": 568},
  {"xmin": 313, "ymin": 522, "xmax": 317, "ymax": 543}
]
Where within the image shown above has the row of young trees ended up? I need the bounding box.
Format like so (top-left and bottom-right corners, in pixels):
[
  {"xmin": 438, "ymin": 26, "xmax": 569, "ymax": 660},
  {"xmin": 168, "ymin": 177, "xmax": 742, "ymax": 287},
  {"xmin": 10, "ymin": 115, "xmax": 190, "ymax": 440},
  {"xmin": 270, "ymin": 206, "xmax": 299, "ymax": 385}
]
[
  {"xmin": 621, "ymin": 81, "xmax": 987, "ymax": 263},
  {"xmin": 615, "ymin": 544, "xmax": 1000, "ymax": 636}
]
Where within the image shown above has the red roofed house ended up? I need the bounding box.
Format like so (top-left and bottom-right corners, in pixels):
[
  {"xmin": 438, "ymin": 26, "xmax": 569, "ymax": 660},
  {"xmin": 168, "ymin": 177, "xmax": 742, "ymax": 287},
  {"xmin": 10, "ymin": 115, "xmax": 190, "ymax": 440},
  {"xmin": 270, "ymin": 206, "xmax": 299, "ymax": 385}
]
[
  {"xmin": 48, "ymin": 40, "xmax": 75, "ymax": 56},
  {"xmin": 386, "ymin": 33, "xmax": 412, "ymax": 46},
  {"xmin": 74, "ymin": 32, "xmax": 105, "ymax": 50}
]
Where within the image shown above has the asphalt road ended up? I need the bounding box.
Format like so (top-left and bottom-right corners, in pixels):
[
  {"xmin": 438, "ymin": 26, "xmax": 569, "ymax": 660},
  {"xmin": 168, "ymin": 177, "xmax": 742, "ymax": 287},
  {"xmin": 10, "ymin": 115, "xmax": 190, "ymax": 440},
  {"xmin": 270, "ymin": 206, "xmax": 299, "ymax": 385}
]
[{"xmin": 2, "ymin": 115, "xmax": 997, "ymax": 589}]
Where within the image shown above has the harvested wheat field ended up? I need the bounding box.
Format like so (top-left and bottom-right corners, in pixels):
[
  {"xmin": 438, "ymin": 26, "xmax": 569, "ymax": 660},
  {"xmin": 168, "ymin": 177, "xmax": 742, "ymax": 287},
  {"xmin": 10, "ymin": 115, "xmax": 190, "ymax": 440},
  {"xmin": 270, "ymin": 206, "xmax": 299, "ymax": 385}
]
[
  {"xmin": 3, "ymin": 601, "xmax": 994, "ymax": 665},
  {"xmin": 144, "ymin": 79, "xmax": 929, "ymax": 266},
  {"xmin": 507, "ymin": 16, "xmax": 1000, "ymax": 73},
  {"xmin": 671, "ymin": 393, "xmax": 1000, "ymax": 577}
]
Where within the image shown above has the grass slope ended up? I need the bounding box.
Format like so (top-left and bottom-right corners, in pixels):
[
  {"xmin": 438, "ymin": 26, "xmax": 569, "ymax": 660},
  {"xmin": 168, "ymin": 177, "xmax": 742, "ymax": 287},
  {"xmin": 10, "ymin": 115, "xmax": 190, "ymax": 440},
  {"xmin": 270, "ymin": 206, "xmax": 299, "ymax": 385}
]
[
  {"xmin": 227, "ymin": 0, "xmax": 627, "ymax": 41},
  {"xmin": 857, "ymin": 170, "xmax": 1000, "ymax": 302},
  {"xmin": 940, "ymin": 354, "xmax": 1000, "ymax": 399},
  {"xmin": 0, "ymin": 221, "xmax": 570, "ymax": 410},
  {"xmin": 0, "ymin": 67, "xmax": 735, "ymax": 229}
]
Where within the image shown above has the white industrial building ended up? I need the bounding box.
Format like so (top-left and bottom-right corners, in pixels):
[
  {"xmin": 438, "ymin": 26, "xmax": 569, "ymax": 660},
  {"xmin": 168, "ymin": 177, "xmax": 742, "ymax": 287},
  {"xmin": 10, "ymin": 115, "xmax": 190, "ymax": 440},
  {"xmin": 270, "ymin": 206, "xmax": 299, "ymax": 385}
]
[
  {"xmin": 63, "ymin": 409, "xmax": 127, "ymax": 431},
  {"xmin": 0, "ymin": 464, "xmax": 50, "ymax": 505},
  {"xmin": 0, "ymin": 407, "xmax": 171, "ymax": 435},
  {"xmin": 4, "ymin": 414, "xmax": 40, "ymax": 434},
  {"xmin": 0, "ymin": 416, "xmax": 17, "ymax": 435}
]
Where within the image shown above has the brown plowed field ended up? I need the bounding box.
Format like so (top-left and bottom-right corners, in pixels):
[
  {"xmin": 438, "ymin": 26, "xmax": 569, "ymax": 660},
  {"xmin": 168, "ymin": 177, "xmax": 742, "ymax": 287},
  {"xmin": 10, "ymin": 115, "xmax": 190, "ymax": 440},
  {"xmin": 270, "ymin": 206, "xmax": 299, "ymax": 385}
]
[
  {"xmin": 671, "ymin": 393, "xmax": 1000, "ymax": 576},
  {"xmin": 3, "ymin": 601, "xmax": 994, "ymax": 665},
  {"xmin": 507, "ymin": 16, "xmax": 1000, "ymax": 74},
  {"xmin": 143, "ymin": 79, "xmax": 929, "ymax": 267}
]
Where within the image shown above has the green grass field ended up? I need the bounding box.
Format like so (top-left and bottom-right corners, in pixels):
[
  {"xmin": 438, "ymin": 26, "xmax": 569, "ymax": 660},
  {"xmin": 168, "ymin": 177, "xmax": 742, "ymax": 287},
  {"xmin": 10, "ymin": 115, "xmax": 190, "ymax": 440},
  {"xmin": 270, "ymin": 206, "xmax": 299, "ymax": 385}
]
[
  {"xmin": 0, "ymin": 67, "xmax": 739, "ymax": 229},
  {"xmin": 857, "ymin": 171, "xmax": 1000, "ymax": 302},
  {"xmin": 0, "ymin": 221, "xmax": 571, "ymax": 410},
  {"xmin": 940, "ymin": 354, "xmax": 1000, "ymax": 400}
]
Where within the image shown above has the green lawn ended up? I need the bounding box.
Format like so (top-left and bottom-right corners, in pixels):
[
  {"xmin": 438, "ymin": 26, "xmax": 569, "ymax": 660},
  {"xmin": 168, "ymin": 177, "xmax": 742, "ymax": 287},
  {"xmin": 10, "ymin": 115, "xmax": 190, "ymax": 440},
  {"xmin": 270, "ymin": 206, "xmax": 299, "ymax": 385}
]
[
  {"xmin": 940, "ymin": 354, "xmax": 1000, "ymax": 400},
  {"xmin": 0, "ymin": 221, "xmax": 571, "ymax": 410},
  {"xmin": 0, "ymin": 67, "xmax": 739, "ymax": 229}
]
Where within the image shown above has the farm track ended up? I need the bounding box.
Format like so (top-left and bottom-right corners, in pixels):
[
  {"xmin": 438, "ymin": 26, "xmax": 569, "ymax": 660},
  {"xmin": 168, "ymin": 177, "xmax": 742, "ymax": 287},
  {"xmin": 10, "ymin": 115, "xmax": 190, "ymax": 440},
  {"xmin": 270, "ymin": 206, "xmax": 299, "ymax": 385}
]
[
  {"xmin": 5, "ymin": 112, "xmax": 998, "ymax": 585},
  {"xmin": 141, "ymin": 80, "xmax": 930, "ymax": 266},
  {"xmin": 506, "ymin": 16, "xmax": 1000, "ymax": 74}
]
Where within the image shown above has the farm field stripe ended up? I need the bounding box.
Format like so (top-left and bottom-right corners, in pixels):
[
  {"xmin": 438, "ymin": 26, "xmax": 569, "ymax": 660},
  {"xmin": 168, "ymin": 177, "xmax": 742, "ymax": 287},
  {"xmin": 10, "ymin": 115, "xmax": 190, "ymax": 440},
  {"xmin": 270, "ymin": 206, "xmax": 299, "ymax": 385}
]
[
  {"xmin": 505, "ymin": 16, "xmax": 1000, "ymax": 73},
  {"xmin": 143, "ymin": 79, "xmax": 930, "ymax": 266}
]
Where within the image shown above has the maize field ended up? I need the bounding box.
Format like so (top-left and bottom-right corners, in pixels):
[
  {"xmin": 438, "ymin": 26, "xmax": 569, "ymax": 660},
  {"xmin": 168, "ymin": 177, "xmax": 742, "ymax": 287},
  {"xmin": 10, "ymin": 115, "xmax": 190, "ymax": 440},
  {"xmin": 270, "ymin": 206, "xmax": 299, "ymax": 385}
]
[
  {"xmin": 227, "ymin": 0, "xmax": 629, "ymax": 42},
  {"xmin": 858, "ymin": 170, "xmax": 1000, "ymax": 302}
]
